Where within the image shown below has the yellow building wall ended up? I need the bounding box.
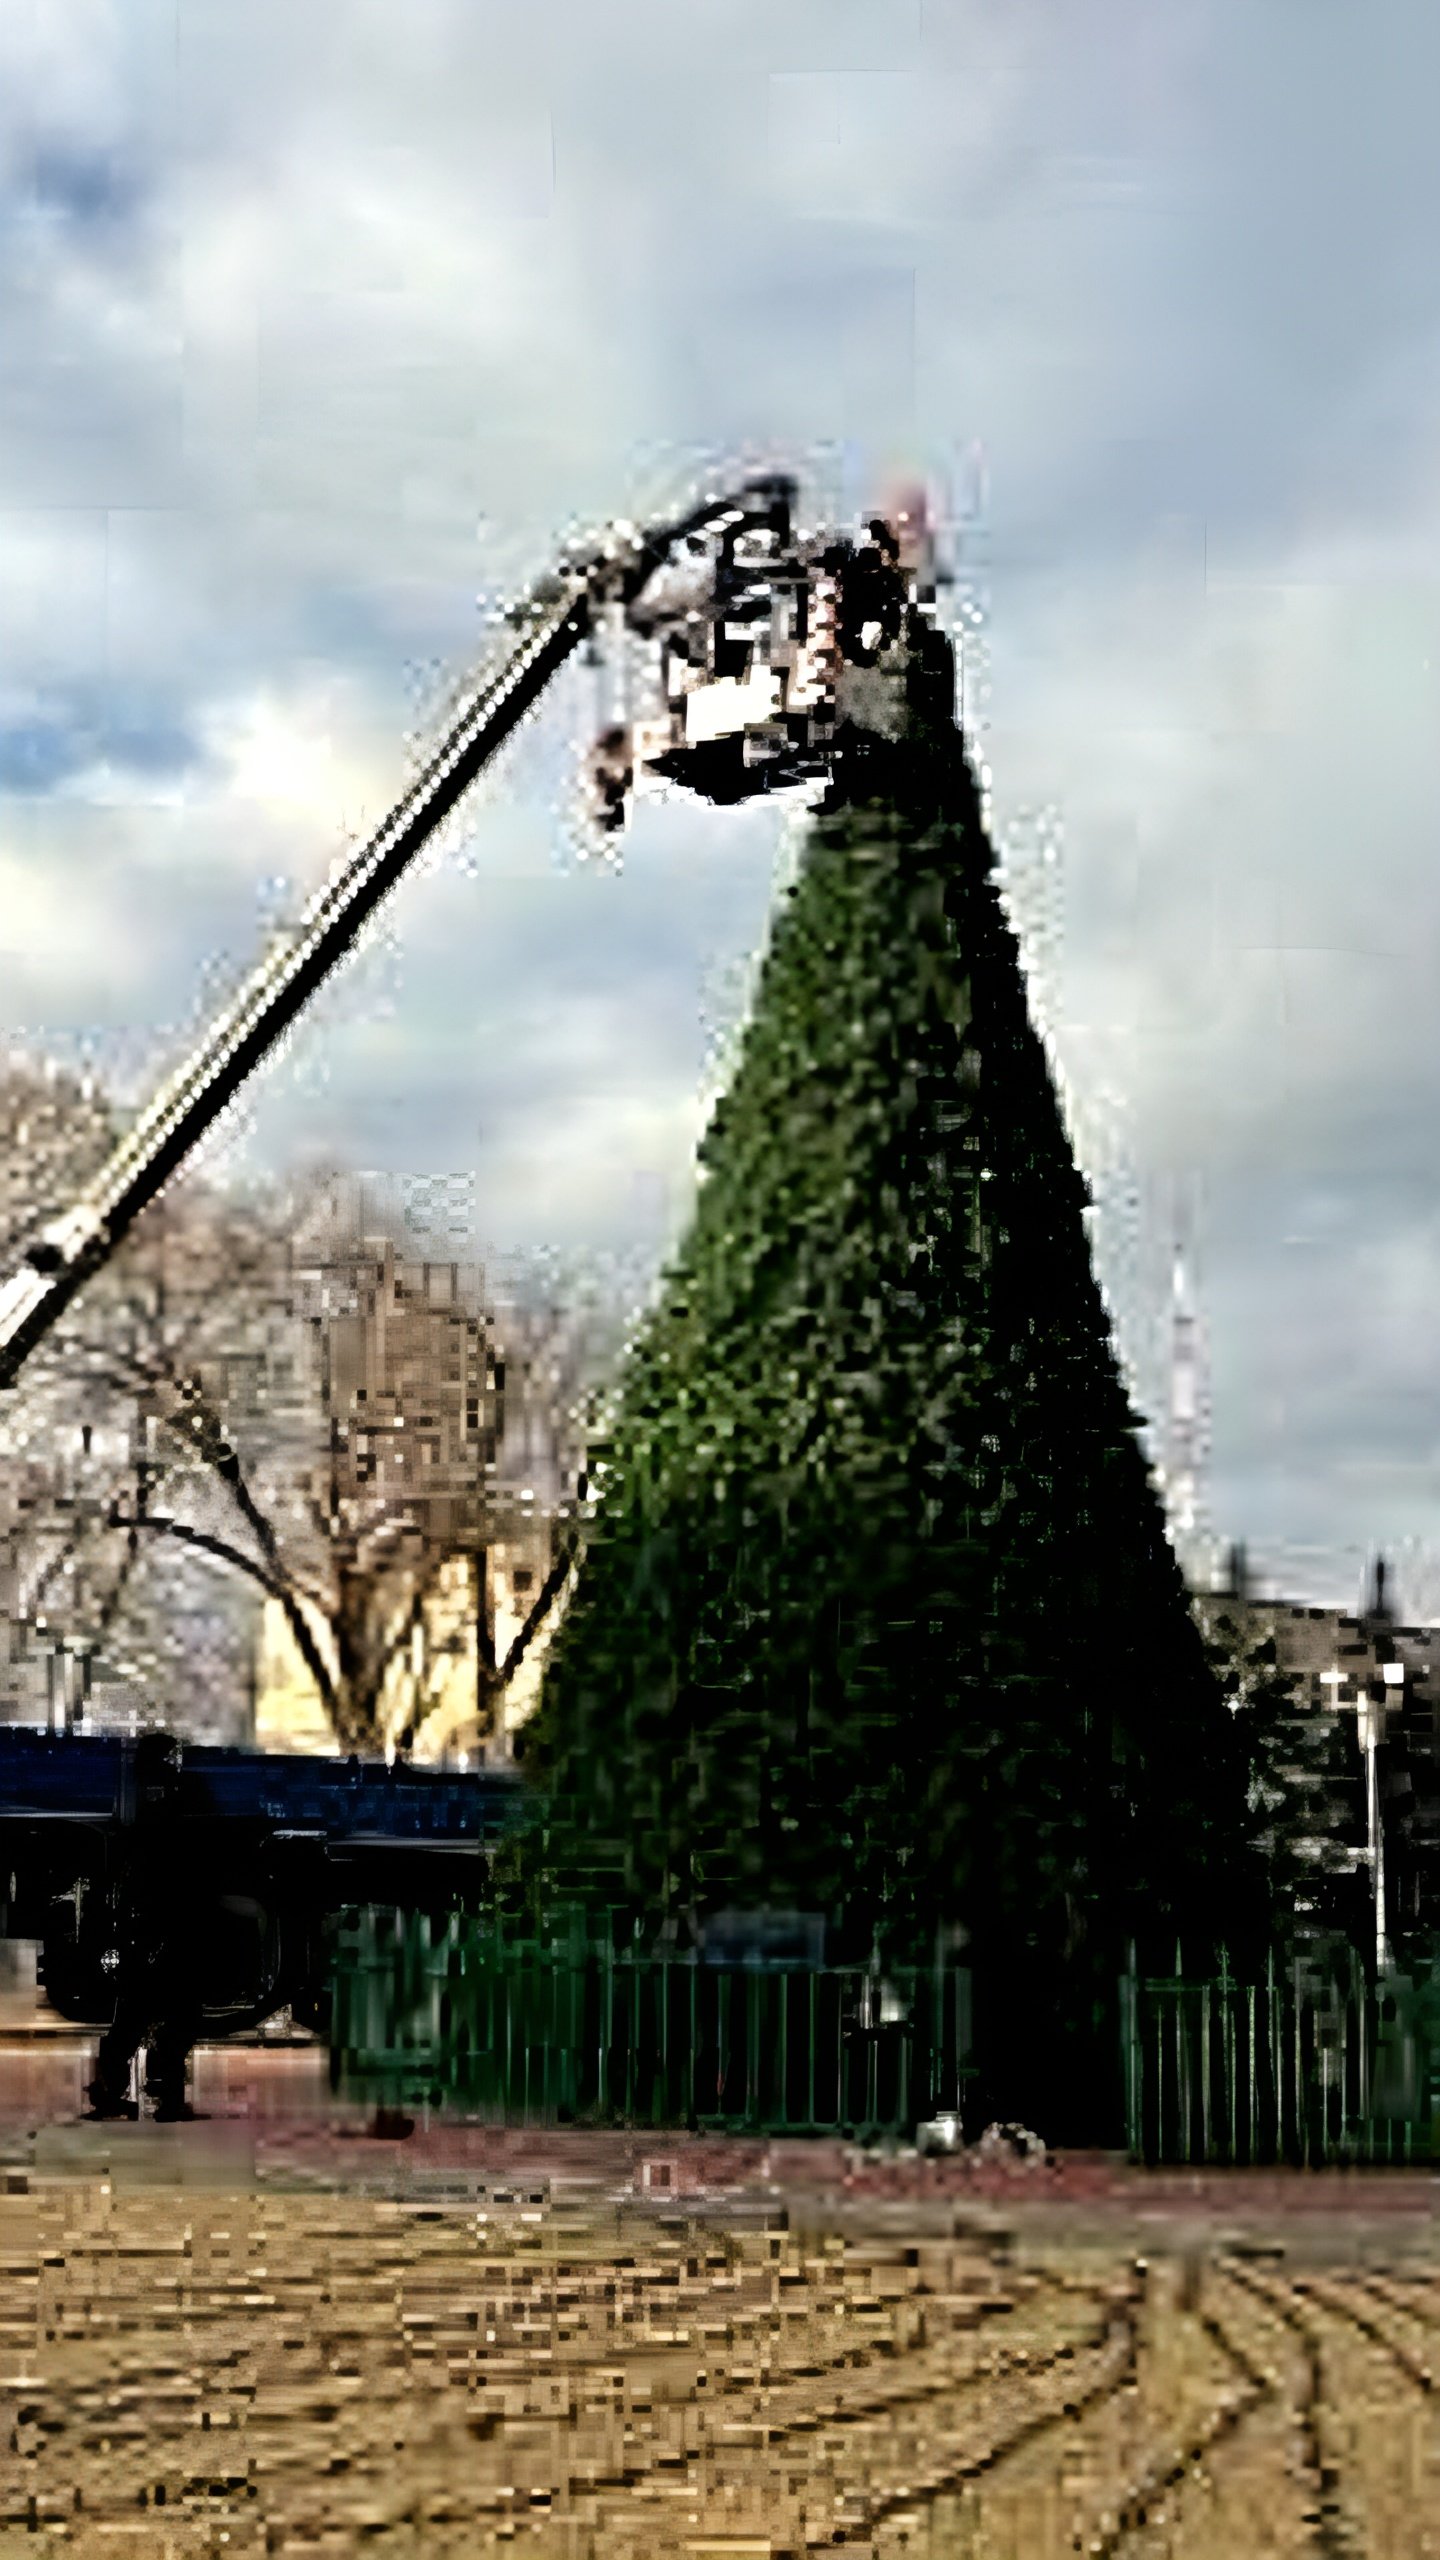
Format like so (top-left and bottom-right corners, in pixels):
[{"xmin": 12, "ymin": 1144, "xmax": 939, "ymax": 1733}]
[
  {"xmin": 255, "ymin": 1594, "xmax": 339, "ymax": 1757},
  {"xmin": 254, "ymin": 1534, "xmax": 564, "ymax": 1761}
]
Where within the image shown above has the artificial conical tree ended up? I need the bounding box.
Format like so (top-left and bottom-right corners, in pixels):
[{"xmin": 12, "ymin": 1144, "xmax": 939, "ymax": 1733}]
[{"xmin": 505, "ymin": 606, "xmax": 1257, "ymax": 2127}]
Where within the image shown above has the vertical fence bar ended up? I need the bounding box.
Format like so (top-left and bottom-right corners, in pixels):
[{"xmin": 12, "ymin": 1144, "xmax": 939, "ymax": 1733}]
[
  {"xmin": 1255, "ymin": 1955, "xmax": 1265, "ymax": 2160},
  {"xmin": 1173, "ymin": 1986, "xmax": 1183, "ymax": 2170},
  {"xmin": 1121, "ymin": 1946, "xmax": 1140, "ymax": 2162},
  {"xmin": 602, "ymin": 1935, "xmax": 614, "ymax": 2123},
  {"xmin": 933, "ymin": 1946, "xmax": 944, "ymax": 2126},
  {"xmin": 520, "ymin": 1955, "xmax": 532, "ymax": 2119},
  {"xmin": 1224, "ymin": 1955, "xmax": 1238, "ymax": 2165},
  {"xmin": 1332, "ymin": 1976, "xmax": 1342, "ymax": 2160},
  {"xmin": 808, "ymin": 1972, "xmax": 817, "ymax": 2131},
  {"xmin": 866, "ymin": 2007, "xmax": 878, "ymax": 2140},
  {"xmin": 1357, "ymin": 1947, "xmax": 1370, "ymax": 2138},
  {"xmin": 563, "ymin": 1941, "xmax": 576, "ymax": 2122},
  {"xmin": 922, "ymin": 1968, "xmax": 936, "ymax": 2125},
  {"xmin": 1333, "ymin": 1977, "xmax": 1345, "ymax": 2161},
  {"xmin": 1200, "ymin": 1977, "xmax": 1212, "ymax": 2164},
  {"xmin": 1293, "ymin": 1955, "xmax": 1305, "ymax": 2168},
  {"xmin": 1247, "ymin": 1977, "xmax": 1258, "ymax": 2165},
  {"xmin": 1154, "ymin": 1985, "xmax": 1165, "ymax": 2170},
  {"xmin": 712, "ymin": 1955, "xmax": 727, "ymax": 2119}
]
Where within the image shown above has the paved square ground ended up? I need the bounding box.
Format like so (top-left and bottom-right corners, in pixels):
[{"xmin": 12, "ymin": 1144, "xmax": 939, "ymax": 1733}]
[{"xmin": 0, "ymin": 2160, "xmax": 1435, "ymax": 2556}]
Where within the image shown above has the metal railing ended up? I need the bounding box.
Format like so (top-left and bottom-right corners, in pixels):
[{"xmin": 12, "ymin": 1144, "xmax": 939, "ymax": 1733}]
[
  {"xmin": 1121, "ymin": 1942, "xmax": 1440, "ymax": 2165},
  {"xmin": 328, "ymin": 1906, "xmax": 974, "ymax": 2139}
]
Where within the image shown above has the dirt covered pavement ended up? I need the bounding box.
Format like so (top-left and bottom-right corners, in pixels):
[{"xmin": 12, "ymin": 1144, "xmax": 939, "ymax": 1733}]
[
  {"xmin": 0, "ymin": 2031, "xmax": 1438, "ymax": 2552},
  {"xmin": 0, "ymin": 2153, "xmax": 1433, "ymax": 2550}
]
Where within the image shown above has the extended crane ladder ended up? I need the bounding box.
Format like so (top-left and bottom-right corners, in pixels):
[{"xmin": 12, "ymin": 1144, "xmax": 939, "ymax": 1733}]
[{"xmin": 0, "ymin": 474, "xmax": 796, "ymax": 1391}]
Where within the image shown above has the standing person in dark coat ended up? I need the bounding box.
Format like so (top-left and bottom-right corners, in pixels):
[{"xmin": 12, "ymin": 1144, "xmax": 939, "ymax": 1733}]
[{"xmin": 86, "ymin": 1730, "xmax": 204, "ymax": 2122}]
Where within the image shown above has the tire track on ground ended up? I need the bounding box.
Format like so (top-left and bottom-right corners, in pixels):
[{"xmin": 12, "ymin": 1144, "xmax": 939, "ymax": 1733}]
[
  {"xmin": 1079, "ymin": 2289, "xmax": 1274, "ymax": 2557},
  {"xmin": 1222, "ymin": 2257, "xmax": 1363, "ymax": 2559},
  {"xmin": 1297, "ymin": 2273, "xmax": 1436, "ymax": 2394},
  {"xmin": 815, "ymin": 2269, "xmax": 1145, "ymax": 2547},
  {"xmin": 1346, "ymin": 2274, "xmax": 1440, "ymax": 2385},
  {"xmin": 532, "ymin": 2269, "xmax": 1112, "ymax": 2545}
]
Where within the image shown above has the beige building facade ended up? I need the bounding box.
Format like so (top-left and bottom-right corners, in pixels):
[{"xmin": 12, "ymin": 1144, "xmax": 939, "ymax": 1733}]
[{"xmin": 255, "ymin": 1525, "xmax": 564, "ymax": 1763}]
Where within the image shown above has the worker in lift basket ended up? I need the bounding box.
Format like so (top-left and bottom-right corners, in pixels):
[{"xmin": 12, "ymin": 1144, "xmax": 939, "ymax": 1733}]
[{"xmin": 85, "ymin": 1729, "xmax": 203, "ymax": 2123}]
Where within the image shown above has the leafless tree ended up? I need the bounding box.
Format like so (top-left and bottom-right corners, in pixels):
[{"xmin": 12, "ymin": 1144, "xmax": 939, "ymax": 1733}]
[
  {"xmin": 1, "ymin": 1070, "xmax": 593, "ymax": 1753},
  {"xmin": 0, "ymin": 1057, "xmax": 285, "ymax": 1735},
  {"xmin": 254, "ymin": 1180, "xmax": 592, "ymax": 1755}
]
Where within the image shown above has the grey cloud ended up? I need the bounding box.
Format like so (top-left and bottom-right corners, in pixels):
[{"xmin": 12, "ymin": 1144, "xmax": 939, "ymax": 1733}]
[
  {"xmin": 3, "ymin": 0, "xmax": 1439, "ymax": 1606},
  {"xmin": 20, "ymin": 144, "xmax": 147, "ymax": 234}
]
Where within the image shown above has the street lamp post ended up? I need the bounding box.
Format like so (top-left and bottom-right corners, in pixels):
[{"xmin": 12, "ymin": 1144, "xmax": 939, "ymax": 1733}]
[
  {"xmin": 1322, "ymin": 1661, "xmax": 1395, "ymax": 1976},
  {"xmin": 1373, "ymin": 1660, "xmax": 1406, "ymax": 1974},
  {"xmin": 1360, "ymin": 1663, "xmax": 1407, "ymax": 1978}
]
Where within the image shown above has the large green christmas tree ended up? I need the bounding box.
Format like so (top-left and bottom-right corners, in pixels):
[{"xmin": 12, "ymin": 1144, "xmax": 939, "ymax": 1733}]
[{"xmin": 506, "ymin": 602, "xmax": 1256, "ymax": 2127}]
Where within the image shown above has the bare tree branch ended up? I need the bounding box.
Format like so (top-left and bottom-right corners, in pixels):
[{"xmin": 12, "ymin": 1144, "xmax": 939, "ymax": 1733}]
[
  {"xmin": 4, "ymin": 1099, "xmax": 594, "ymax": 1753},
  {"xmin": 499, "ymin": 1513, "xmax": 584, "ymax": 1686},
  {"xmin": 108, "ymin": 1509, "xmax": 341, "ymax": 1732}
]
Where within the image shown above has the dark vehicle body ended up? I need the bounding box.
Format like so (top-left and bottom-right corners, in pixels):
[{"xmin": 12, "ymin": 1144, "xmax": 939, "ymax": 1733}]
[{"xmin": 0, "ymin": 1727, "xmax": 521, "ymax": 2038}]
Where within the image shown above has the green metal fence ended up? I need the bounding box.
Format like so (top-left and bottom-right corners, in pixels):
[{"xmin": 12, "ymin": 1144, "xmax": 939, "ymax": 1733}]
[
  {"xmin": 328, "ymin": 1907, "xmax": 975, "ymax": 2138},
  {"xmin": 1121, "ymin": 1945, "xmax": 1440, "ymax": 2165}
]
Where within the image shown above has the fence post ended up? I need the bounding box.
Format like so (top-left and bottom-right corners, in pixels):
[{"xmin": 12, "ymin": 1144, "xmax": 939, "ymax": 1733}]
[
  {"xmin": 808, "ymin": 1971, "xmax": 817, "ymax": 2131},
  {"xmin": 1154, "ymin": 1979, "xmax": 1165, "ymax": 2168},
  {"xmin": 540, "ymin": 1948, "xmax": 552, "ymax": 2125},
  {"xmin": 657, "ymin": 1955, "xmax": 670, "ymax": 2129},
  {"xmin": 688, "ymin": 1959, "xmax": 698, "ymax": 2128},
  {"xmin": 1220, "ymin": 1946, "xmax": 1237, "ymax": 2165},
  {"xmin": 1248, "ymin": 1974, "xmax": 1258, "ymax": 2164},
  {"xmin": 1263, "ymin": 1947, "xmax": 1277, "ymax": 2164},
  {"xmin": 521, "ymin": 1945, "xmax": 533, "ymax": 2126},
  {"xmin": 708, "ymin": 1969, "xmax": 722, "ymax": 2125},
  {"xmin": 1332, "ymin": 1976, "xmax": 1342, "ymax": 2160},
  {"xmin": 1356, "ymin": 1943, "xmax": 1370, "ymax": 2136},
  {"xmin": 1173, "ymin": 1976, "xmax": 1183, "ymax": 2160},
  {"xmin": 623, "ymin": 1935, "xmax": 635, "ymax": 2124},
  {"xmin": 1293, "ymin": 1952, "xmax": 1305, "ymax": 2168},
  {"xmin": 1172, "ymin": 1941, "xmax": 1188, "ymax": 2167},
  {"xmin": 1264, "ymin": 1948, "xmax": 1275, "ymax": 2164},
  {"xmin": 933, "ymin": 1941, "xmax": 945, "ymax": 2126},
  {"xmin": 562, "ymin": 1936, "xmax": 575, "ymax": 2121},
  {"xmin": 1200, "ymin": 1973, "xmax": 1212, "ymax": 2164},
  {"xmin": 602, "ymin": 1932, "xmax": 614, "ymax": 2124},
  {"xmin": 1121, "ymin": 1942, "xmax": 1141, "ymax": 2162}
]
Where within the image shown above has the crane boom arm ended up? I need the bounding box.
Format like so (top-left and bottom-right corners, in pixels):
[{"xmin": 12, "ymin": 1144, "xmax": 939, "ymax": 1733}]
[{"xmin": 0, "ymin": 476, "xmax": 793, "ymax": 1389}]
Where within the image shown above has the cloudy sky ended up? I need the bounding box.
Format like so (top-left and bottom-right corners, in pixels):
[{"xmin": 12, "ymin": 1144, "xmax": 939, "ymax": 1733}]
[{"xmin": 2, "ymin": 0, "xmax": 1437, "ymax": 1614}]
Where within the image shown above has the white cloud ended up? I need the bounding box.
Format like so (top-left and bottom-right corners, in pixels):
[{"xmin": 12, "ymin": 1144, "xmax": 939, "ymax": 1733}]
[
  {"xmin": 3, "ymin": 0, "xmax": 1440, "ymax": 1603},
  {"xmin": 0, "ymin": 819, "xmax": 147, "ymax": 1002}
]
